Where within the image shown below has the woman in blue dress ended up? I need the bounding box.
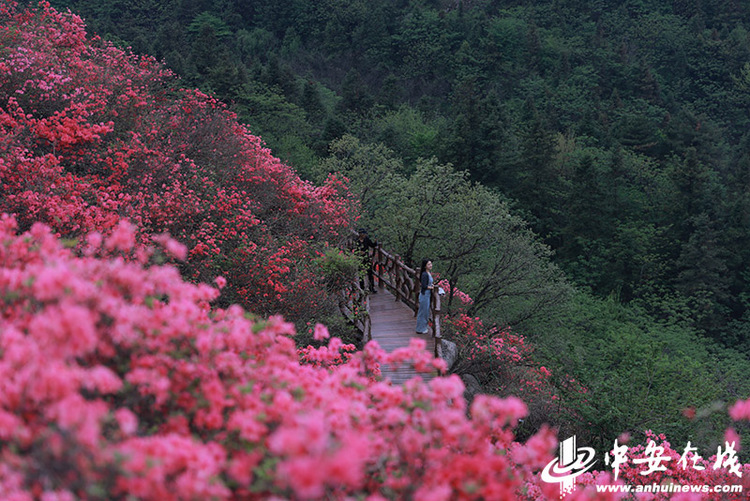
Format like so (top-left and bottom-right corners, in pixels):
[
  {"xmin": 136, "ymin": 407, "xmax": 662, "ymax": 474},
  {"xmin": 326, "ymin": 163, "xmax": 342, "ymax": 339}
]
[{"xmin": 416, "ymin": 258, "xmax": 433, "ymax": 334}]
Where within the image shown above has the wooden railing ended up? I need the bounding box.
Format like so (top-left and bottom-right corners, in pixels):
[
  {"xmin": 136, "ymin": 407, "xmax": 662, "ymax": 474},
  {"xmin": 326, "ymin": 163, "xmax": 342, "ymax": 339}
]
[
  {"xmin": 346, "ymin": 232, "xmax": 442, "ymax": 358},
  {"xmin": 339, "ymin": 278, "xmax": 371, "ymax": 344}
]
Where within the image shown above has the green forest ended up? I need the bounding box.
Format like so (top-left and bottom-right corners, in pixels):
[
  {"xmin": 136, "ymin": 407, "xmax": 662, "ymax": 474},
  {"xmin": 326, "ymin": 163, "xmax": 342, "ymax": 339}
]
[{"xmin": 46, "ymin": 0, "xmax": 750, "ymax": 453}]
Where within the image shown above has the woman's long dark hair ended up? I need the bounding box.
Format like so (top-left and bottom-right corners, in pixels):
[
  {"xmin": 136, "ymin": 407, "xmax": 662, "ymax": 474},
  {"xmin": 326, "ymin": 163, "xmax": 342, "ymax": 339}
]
[{"xmin": 419, "ymin": 258, "xmax": 431, "ymax": 277}]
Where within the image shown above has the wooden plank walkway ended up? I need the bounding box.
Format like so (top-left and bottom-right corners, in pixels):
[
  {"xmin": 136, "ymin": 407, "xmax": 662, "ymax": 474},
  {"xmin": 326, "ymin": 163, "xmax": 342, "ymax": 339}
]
[{"xmin": 369, "ymin": 288, "xmax": 438, "ymax": 385}]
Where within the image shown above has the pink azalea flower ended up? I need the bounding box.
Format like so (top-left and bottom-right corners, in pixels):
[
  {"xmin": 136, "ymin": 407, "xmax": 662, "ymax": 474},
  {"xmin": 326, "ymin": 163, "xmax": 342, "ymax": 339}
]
[
  {"xmin": 313, "ymin": 323, "xmax": 330, "ymax": 341},
  {"xmin": 278, "ymin": 457, "xmax": 326, "ymax": 499},
  {"xmin": 114, "ymin": 408, "xmax": 138, "ymax": 436}
]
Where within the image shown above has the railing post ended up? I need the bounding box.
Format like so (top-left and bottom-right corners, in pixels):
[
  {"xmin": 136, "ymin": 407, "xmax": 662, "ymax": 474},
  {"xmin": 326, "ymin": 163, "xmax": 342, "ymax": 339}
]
[
  {"xmin": 431, "ymin": 292, "xmax": 442, "ymax": 363},
  {"xmin": 395, "ymin": 261, "xmax": 403, "ymax": 303},
  {"xmin": 365, "ymin": 293, "xmax": 371, "ymax": 343},
  {"xmin": 342, "ymin": 229, "xmax": 373, "ymax": 345},
  {"xmin": 375, "ymin": 243, "xmax": 383, "ymax": 291},
  {"xmin": 413, "ymin": 275, "xmax": 419, "ymax": 317}
]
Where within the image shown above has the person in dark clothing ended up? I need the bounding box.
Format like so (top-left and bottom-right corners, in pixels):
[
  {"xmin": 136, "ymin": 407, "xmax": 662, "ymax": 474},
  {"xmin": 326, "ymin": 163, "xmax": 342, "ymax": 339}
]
[{"xmin": 356, "ymin": 228, "xmax": 378, "ymax": 293}]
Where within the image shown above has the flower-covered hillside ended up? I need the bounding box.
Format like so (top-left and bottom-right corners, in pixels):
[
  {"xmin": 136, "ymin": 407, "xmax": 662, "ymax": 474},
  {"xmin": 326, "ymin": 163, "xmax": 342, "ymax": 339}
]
[{"xmin": 0, "ymin": 0, "xmax": 354, "ymax": 322}]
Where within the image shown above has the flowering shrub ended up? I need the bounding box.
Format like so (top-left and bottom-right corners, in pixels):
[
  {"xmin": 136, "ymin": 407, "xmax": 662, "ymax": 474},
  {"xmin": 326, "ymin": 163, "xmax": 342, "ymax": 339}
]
[
  {"xmin": 0, "ymin": 0, "xmax": 355, "ymax": 325},
  {"xmin": 0, "ymin": 214, "xmax": 747, "ymax": 498},
  {"xmin": 443, "ymin": 313, "xmax": 570, "ymax": 435},
  {"xmin": 0, "ymin": 216, "xmax": 567, "ymax": 500},
  {"xmin": 435, "ymin": 278, "xmax": 474, "ymax": 306}
]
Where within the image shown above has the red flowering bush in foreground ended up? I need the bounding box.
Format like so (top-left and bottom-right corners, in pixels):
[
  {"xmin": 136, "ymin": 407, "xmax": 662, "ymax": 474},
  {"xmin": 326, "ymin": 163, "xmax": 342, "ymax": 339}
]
[
  {"xmin": 0, "ymin": 0, "xmax": 354, "ymax": 323},
  {"xmin": 2, "ymin": 217, "xmax": 748, "ymax": 499},
  {"xmin": 0, "ymin": 215, "xmax": 554, "ymax": 500}
]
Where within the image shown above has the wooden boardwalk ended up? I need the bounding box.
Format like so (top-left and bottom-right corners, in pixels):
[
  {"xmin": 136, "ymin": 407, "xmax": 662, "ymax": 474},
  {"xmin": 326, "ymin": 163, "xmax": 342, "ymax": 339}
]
[{"xmin": 369, "ymin": 288, "xmax": 438, "ymax": 385}]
